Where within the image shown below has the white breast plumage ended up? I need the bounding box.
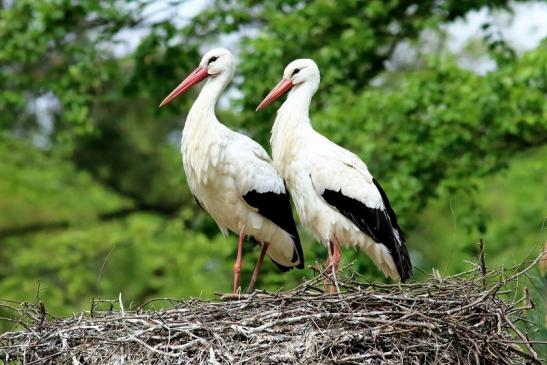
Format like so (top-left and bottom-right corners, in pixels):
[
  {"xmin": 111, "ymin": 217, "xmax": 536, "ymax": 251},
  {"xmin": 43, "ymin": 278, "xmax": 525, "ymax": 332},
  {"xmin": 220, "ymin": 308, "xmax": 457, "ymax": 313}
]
[{"xmin": 181, "ymin": 119, "xmax": 227, "ymax": 187}]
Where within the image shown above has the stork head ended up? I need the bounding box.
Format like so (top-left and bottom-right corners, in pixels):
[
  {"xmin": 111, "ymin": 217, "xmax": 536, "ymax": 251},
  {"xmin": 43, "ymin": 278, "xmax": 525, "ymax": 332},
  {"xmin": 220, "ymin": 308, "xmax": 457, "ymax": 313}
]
[
  {"xmin": 159, "ymin": 48, "xmax": 235, "ymax": 107},
  {"xmin": 256, "ymin": 59, "xmax": 320, "ymax": 111},
  {"xmin": 199, "ymin": 48, "xmax": 235, "ymax": 76}
]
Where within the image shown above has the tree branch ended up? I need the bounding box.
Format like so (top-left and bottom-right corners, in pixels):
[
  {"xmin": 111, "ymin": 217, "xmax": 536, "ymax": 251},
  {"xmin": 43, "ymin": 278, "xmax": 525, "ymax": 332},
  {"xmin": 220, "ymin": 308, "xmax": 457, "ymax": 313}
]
[{"xmin": 0, "ymin": 204, "xmax": 179, "ymax": 240}]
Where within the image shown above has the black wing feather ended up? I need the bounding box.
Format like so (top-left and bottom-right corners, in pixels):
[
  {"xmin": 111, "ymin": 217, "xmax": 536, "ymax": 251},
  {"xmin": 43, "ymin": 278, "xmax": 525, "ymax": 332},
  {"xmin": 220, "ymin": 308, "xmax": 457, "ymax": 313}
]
[
  {"xmin": 243, "ymin": 189, "xmax": 304, "ymax": 271},
  {"xmin": 372, "ymin": 178, "xmax": 405, "ymax": 241},
  {"xmin": 322, "ymin": 181, "xmax": 412, "ymax": 281}
]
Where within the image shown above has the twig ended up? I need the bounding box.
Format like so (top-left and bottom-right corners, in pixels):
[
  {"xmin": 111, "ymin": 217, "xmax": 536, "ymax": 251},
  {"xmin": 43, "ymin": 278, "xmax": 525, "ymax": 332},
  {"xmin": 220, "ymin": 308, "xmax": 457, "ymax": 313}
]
[
  {"xmin": 0, "ymin": 253, "xmax": 544, "ymax": 365},
  {"xmin": 479, "ymin": 238, "xmax": 487, "ymax": 289}
]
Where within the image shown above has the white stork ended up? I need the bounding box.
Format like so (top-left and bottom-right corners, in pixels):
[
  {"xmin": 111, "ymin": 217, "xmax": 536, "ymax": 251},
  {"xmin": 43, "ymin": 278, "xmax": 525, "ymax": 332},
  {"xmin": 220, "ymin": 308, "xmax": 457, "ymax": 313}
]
[
  {"xmin": 256, "ymin": 59, "xmax": 412, "ymax": 288},
  {"xmin": 159, "ymin": 49, "xmax": 304, "ymax": 294}
]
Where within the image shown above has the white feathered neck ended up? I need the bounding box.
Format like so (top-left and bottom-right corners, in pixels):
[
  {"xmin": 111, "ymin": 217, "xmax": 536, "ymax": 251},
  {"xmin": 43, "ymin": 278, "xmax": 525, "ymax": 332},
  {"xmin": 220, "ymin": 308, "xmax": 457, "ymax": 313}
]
[
  {"xmin": 181, "ymin": 70, "xmax": 233, "ymax": 184},
  {"xmin": 184, "ymin": 72, "xmax": 232, "ymax": 132},
  {"xmin": 270, "ymin": 82, "xmax": 317, "ymax": 166}
]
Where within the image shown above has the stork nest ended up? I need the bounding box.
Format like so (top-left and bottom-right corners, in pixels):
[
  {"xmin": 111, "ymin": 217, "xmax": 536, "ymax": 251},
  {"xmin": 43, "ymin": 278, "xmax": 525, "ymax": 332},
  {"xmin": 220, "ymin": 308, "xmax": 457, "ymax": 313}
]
[{"xmin": 0, "ymin": 253, "xmax": 545, "ymax": 364}]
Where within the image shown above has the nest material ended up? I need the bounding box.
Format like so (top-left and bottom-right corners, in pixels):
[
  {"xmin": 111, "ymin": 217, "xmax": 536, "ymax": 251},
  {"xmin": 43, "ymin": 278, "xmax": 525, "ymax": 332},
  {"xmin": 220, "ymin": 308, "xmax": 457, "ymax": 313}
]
[{"xmin": 0, "ymin": 256, "xmax": 544, "ymax": 364}]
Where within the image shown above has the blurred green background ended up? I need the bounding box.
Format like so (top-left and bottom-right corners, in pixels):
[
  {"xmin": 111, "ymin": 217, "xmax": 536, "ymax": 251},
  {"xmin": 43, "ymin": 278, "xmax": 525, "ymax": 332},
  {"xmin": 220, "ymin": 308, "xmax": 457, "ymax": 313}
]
[{"xmin": 0, "ymin": 0, "xmax": 545, "ymax": 338}]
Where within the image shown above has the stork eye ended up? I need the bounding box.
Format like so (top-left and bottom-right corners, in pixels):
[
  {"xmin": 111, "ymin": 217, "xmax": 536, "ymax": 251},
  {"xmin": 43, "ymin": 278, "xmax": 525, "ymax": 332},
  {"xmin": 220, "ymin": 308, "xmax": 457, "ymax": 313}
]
[
  {"xmin": 208, "ymin": 56, "xmax": 219, "ymax": 65},
  {"xmin": 291, "ymin": 68, "xmax": 300, "ymax": 76}
]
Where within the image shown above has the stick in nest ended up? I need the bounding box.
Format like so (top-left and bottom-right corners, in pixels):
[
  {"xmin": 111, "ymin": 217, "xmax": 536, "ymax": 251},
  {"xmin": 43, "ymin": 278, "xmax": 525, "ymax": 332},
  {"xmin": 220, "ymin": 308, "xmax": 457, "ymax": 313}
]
[{"xmin": 0, "ymin": 254, "xmax": 544, "ymax": 365}]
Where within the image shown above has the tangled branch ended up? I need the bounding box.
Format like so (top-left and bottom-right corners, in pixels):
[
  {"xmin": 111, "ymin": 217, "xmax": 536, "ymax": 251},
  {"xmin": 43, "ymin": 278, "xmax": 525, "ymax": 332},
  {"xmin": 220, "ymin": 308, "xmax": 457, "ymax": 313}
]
[{"xmin": 1, "ymin": 254, "xmax": 545, "ymax": 364}]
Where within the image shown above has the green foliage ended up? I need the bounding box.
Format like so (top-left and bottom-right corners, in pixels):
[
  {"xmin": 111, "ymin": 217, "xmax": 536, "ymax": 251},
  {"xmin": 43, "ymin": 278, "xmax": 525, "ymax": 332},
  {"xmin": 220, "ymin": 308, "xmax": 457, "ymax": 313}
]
[
  {"xmin": 191, "ymin": 0, "xmax": 524, "ymax": 129},
  {"xmin": 0, "ymin": 0, "xmax": 545, "ymax": 336},
  {"xmin": 0, "ymin": 0, "xmax": 143, "ymax": 137},
  {"xmin": 0, "ymin": 212, "xmax": 236, "ymax": 316},
  {"xmin": 0, "ymin": 134, "xmax": 130, "ymax": 229},
  {"xmin": 411, "ymin": 146, "xmax": 546, "ymax": 274}
]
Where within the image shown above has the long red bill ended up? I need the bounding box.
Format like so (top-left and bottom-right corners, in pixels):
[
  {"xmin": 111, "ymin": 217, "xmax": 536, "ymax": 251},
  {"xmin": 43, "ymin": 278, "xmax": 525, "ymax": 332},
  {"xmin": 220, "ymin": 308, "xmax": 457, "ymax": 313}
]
[
  {"xmin": 159, "ymin": 67, "xmax": 209, "ymax": 107},
  {"xmin": 256, "ymin": 78, "xmax": 294, "ymax": 111}
]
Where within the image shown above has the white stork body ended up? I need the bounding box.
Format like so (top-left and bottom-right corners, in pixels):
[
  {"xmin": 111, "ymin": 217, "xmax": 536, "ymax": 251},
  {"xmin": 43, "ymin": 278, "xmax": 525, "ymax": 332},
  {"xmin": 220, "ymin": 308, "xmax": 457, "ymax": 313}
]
[
  {"xmin": 258, "ymin": 59, "xmax": 412, "ymax": 282},
  {"xmin": 181, "ymin": 106, "xmax": 297, "ymax": 268},
  {"xmin": 160, "ymin": 49, "xmax": 303, "ymax": 292}
]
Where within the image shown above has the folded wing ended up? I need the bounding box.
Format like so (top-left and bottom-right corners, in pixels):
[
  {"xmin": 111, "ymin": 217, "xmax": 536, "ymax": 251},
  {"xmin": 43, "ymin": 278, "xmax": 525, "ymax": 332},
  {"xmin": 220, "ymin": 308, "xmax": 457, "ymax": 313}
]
[{"xmin": 310, "ymin": 144, "xmax": 412, "ymax": 281}]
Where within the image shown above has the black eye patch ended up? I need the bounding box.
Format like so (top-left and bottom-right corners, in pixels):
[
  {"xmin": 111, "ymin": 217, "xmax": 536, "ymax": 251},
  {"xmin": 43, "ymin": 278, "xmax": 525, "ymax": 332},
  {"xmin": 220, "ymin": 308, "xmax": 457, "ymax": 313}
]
[
  {"xmin": 291, "ymin": 68, "xmax": 300, "ymax": 76},
  {"xmin": 208, "ymin": 56, "xmax": 219, "ymax": 65}
]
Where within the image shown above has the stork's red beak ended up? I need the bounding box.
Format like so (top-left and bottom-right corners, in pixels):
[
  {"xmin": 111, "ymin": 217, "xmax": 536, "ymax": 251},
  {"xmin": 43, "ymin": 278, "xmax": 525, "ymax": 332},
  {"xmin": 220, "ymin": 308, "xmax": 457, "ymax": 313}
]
[
  {"xmin": 256, "ymin": 79, "xmax": 294, "ymax": 111},
  {"xmin": 159, "ymin": 67, "xmax": 209, "ymax": 107}
]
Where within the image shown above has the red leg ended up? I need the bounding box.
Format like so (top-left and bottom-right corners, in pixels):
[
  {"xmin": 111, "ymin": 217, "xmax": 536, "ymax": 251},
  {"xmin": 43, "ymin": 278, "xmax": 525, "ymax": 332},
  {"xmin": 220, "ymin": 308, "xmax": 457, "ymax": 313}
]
[
  {"xmin": 322, "ymin": 257, "xmax": 331, "ymax": 293},
  {"xmin": 327, "ymin": 237, "xmax": 341, "ymax": 294},
  {"xmin": 232, "ymin": 227, "xmax": 245, "ymax": 294},
  {"xmin": 247, "ymin": 242, "xmax": 269, "ymax": 293},
  {"xmin": 332, "ymin": 237, "xmax": 341, "ymax": 272}
]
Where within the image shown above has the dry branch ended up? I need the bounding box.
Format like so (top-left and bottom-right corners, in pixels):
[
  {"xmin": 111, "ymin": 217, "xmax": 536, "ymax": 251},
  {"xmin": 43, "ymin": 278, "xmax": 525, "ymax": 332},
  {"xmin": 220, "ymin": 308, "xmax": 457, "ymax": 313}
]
[{"xmin": 0, "ymin": 256, "xmax": 545, "ymax": 364}]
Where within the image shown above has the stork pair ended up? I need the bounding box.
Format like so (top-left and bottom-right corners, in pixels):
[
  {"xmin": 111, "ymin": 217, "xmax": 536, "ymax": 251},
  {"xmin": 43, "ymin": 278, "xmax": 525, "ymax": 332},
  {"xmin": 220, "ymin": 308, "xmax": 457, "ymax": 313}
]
[{"xmin": 159, "ymin": 49, "xmax": 412, "ymax": 294}]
